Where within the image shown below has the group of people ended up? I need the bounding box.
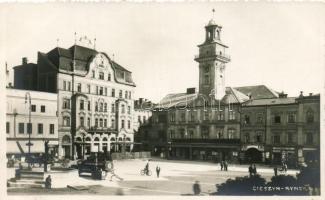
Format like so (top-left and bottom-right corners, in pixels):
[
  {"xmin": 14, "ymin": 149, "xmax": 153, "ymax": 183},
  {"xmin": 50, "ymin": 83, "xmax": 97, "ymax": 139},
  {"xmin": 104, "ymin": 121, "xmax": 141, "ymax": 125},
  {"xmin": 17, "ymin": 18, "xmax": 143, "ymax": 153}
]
[
  {"xmin": 274, "ymin": 162, "xmax": 288, "ymax": 176},
  {"xmin": 248, "ymin": 164, "xmax": 257, "ymax": 177},
  {"xmin": 220, "ymin": 160, "xmax": 228, "ymax": 171}
]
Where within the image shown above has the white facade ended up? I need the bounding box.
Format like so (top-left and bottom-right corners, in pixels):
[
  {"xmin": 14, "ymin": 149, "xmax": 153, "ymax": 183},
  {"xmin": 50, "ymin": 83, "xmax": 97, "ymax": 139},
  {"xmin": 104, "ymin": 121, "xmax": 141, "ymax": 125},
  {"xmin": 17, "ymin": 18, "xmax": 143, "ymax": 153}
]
[
  {"xmin": 6, "ymin": 88, "xmax": 58, "ymax": 157},
  {"xmin": 57, "ymin": 53, "xmax": 135, "ymax": 159}
]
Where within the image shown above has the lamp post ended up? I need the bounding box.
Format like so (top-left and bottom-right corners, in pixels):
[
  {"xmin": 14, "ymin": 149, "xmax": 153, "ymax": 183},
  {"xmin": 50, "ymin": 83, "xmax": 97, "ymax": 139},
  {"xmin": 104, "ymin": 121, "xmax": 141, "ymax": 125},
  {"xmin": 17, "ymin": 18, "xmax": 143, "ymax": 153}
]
[{"xmin": 25, "ymin": 92, "xmax": 32, "ymax": 169}]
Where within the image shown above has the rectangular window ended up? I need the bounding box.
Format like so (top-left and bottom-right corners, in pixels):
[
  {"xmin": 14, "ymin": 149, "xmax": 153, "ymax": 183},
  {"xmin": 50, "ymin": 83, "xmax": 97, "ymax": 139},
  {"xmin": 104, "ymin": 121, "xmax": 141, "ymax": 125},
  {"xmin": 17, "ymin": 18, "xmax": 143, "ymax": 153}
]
[
  {"xmin": 80, "ymin": 100, "xmax": 84, "ymax": 110},
  {"xmin": 170, "ymin": 130, "xmax": 175, "ymax": 139},
  {"xmin": 77, "ymin": 83, "xmax": 82, "ymax": 92},
  {"xmin": 287, "ymin": 113, "xmax": 296, "ymax": 123},
  {"xmin": 217, "ymin": 111, "xmax": 224, "ymax": 121},
  {"xmin": 80, "ymin": 117, "xmax": 84, "ymax": 127},
  {"xmin": 305, "ymin": 133, "xmax": 313, "ymax": 145},
  {"xmin": 31, "ymin": 105, "xmax": 36, "ymax": 112},
  {"xmin": 87, "ymin": 84, "xmax": 91, "ymax": 94},
  {"xmin": 104, "ymin": 119, "xmax": 107, "ymax": 127},
  {"xmin": 111, "ymin": 104, "xmax": 115, "ymax": 113},
  {"xmin": 189, "ymin": 112, "xmax": 195, "ymax": 122},
  {"xmin": 49, "ymin": 124, "xmax": 54, "ymax": 134},
  {"xmin": 38, "ymin": 123, "xmax": 43, "ymax": 134},
  {"xmin": 125, "ymin": 91, "xmax": 128, "ymax": 99},
  {"xmin": 128, "ymin": 120, "xmax": 131, "ymax": 129},
  {"xmin": 121, "ymin": 105, "xmax": 125, "ymax": 114},
  {"xmin": 63, "ymin": 99, "xmax": 70, "ymax": 109},
  {"xmin": 227, "ymin": 129, "xmax": 235, "ymax": 139},
  {"xmin": 127, "ymin": 106, "xmax": 131, "ymax": 114},
  {"xmin": 99, "ymin": 87, "xmax": 103, "ymax": 95},
  {"xmin": 68, "ymin": 82, "xmax": 71, "ymax": 91},
  {"xmin": 95, "ymin": 118, "xmax": 98, "ymax": 127},
  {"xmin": 180, "ymin": 112, "xmax": 186, "ymax": 122},
  {"xmin": 204, "ymin": 111, "xmax": 209, "ymax": 121},
  {"xmin": 121, "ymin": 120, "xmax": 125, "ymax": 129},
  {"xmin": 272, "ymin": 135, "xmax": 281, "ymax": 144},
  {"xmin": 108, "ymin": 73, "xmax": 111, "ymax": 81},
  {"xmin": 229, "ymin": 111, "xmax": 235, "ymax": 120},
  {"xmin": 6, "ymin": 122, "xmax": 10, "ymax": 134},
  {"xmin": 287, "ymin": 132, "xmax": 293, "ymax": 144},
  {"xmin": 244, "ymin": 115, "xmax": 250, "ymax": 124},
  {"xmin": 104, "ymin": 103, "xmax": 107, "ymax": 112},
  {"xmin": 88, "ymin": 101, "xmax": 91, "ymax": 111},
  {"xmin": 99, "ymin": 72, "xmax": 104, "ymax": 80},
  {"xmin": 274, "ymin": 115, "xmax": 281, "ymax": 124},
  {"xmin": 111, "ymin": 119, "xmax": 115, "ymax": 128},
  {"xmin": 41, "ymin": 105, "xmax": 45, "ymax": 113},
  {"xmin": 87, "ymin": 118, "xmax": 91, "ymax": 127},
  {"xmin": 129, "ymin": 91, "xmax": 131, "ymax": 99},
  {"xmin": 96, "ymin": 86, "xmax": 99, "ymax": 95},
  {"xmin": 99, "ymin": 119, "xmax": 103, "ymax": 127},
  {"xmin": 256, "ymin": 114, "xmax": 264, "ymax": 124},
  {"xmin": 119, "ymin": 90, "xmax": 123, "ymax": 98},
  {"xmin": 27, "ymin": 123, "xmax": 32, "ymax": 134},
  {"xmin": 19, "ymin": 123, "xmax": 24, "ymax": 134},
  {"xmin": 95, "ymin": 102, "xmax": 98, "ymax": 112},
  {"xmin": 63, "ymin": 81, "xmax": 66, "ymax": 90},
  {"xmin": 92, "ymin": 70, "xmax": 95, "ymax": 78},
  {"xmin": 112, "ymin": 89, "xmax": 115, "ymax": 97},
  {"xmin": 104, "ymin": 88, "xmax": 107, "ymax": 96},
  {"xmin": 201, "ymin": 126, "xmax": 209, "ymax": 139}
]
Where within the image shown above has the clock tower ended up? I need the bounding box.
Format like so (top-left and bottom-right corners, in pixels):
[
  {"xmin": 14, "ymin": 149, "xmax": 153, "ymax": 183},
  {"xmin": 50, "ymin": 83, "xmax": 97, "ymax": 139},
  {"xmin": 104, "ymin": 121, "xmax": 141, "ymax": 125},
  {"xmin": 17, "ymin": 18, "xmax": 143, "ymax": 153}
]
[{"xmin": 194, "ymin": 18, "xmax": 230, "ymax": 100}]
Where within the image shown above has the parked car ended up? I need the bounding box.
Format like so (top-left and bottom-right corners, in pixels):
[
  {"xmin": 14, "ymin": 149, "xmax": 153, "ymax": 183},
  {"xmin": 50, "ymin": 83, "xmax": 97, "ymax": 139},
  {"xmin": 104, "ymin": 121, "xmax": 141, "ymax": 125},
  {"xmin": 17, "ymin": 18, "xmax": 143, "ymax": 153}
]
[{"xmin": 78, "ymin": 152, "xmax": 113, "ymax": 179}]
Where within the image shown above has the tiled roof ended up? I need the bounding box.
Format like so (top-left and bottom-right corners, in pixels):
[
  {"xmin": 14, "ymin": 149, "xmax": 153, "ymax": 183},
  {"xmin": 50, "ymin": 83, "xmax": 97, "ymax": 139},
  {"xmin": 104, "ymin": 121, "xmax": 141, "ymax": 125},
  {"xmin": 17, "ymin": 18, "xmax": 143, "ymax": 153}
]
[
  {"xmin": 234, "ymin": 85, "xmax": 279, "ymax": 99},
  {"xmin": 156, "ymin": 93, "xmax": 197, "ymax": 109},
  {"xmin": 222, "ymin": 87, "xmax": 250, "ymax": 104},
  {"xmin": 111, "ymin": 60, "xmax": 131, "ymax": 73},
  {"xmin": 242, "ymin": 97, "xmax": 296, "ymax": 106}
]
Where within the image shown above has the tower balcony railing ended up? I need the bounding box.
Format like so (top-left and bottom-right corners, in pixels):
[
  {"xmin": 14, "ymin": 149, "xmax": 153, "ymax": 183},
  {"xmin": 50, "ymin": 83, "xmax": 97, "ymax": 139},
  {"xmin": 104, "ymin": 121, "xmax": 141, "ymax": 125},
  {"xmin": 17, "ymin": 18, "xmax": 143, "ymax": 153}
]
[{"xmin": 194, "ymin": 53, "xmax": 231, "ymax": 61}]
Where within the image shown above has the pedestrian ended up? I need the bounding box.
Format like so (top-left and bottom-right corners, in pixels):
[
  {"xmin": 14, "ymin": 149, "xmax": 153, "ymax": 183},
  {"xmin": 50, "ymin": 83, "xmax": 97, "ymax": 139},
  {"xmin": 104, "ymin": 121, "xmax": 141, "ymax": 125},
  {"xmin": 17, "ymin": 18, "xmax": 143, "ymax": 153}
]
[
  {"xmin": 45, "ymin": 175, "xmax": 52, "ymax": 189},
  {"xmin": 193, "ymin": 181, "xmax": 201, "ymax": 195},
  {"xmin": 224, "ymin": 160, "xmax": 228, "ymax": 171},
  {"xmin": 274, "ymin": 166, "xmax": 278, "ymax": 176},
  {"xmin": 283, "ymin": 163, "xmax": 287, "ymax": 172},
  {"xmin": 220, "ymin": 161, "xmax": 224, "ymax": 171},
  {"xmin": 252, "ymin": 164, "xmax": 257, "ymax": 175},
  {"xmin": 156, "ymin": 165, "xmax": 161, "ymax": 178},
  {"xmin": 248, "ymin": 164, "xmax": 253, "ymax": 177}
]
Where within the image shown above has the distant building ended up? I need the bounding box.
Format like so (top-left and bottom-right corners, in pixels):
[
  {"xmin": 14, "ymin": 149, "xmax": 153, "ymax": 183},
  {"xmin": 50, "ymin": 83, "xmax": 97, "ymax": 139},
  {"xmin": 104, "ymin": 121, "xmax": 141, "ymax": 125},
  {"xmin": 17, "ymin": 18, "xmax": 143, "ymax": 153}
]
[
  {"xmin": 133, "ymin": 98, "xmax": 154, "ymax": 132},
  {"xmin": 136, "ymin": 18, "xmax": 320, "ymax": 166},
  {"xmin": 13, "ymin": 41, "xmax": 136, "ymax": 159},
  {"xmin": 6, "ymin": 88, "xmax": 59, "ymax": 158}
]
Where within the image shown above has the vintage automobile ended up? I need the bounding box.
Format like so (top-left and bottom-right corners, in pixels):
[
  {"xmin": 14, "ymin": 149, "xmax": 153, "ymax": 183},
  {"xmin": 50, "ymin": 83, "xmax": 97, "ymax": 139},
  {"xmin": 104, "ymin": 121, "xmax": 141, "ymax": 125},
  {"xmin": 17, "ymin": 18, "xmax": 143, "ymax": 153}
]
[{"xmin": 77, "ymin": 152, "xmax": 113, "ymax": 179}]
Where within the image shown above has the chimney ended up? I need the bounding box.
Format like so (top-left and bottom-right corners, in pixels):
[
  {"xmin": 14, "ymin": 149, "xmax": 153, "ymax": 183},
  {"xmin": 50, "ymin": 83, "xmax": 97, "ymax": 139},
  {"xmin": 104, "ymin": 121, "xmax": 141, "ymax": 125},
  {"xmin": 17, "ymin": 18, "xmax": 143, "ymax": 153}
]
[
  {"xmin": 309, "ymin": 93, "xmax": 313, "ymax": 96},
  {"xmin": 186, "ymin": 88, "xmax": 196, "ymax": 94},
  {"xmin": 299, "ymin": 91, "xmax": 304, "ymax": 98},
  {"xmin": 279, "ymin": 91, "xmax": 288, "ymax": 98},
  {"xmin": 22, "ymin": 57, "xmax": 28, "ymax": 65}
]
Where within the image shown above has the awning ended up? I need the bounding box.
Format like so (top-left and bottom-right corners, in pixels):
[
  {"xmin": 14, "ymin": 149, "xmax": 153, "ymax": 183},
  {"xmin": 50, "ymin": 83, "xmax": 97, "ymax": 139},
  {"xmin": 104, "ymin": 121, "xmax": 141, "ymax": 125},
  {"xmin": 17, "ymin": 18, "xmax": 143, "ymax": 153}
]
[{"xmin": 7, "ymin": 140, "xmax": 48, "ymax": 154}]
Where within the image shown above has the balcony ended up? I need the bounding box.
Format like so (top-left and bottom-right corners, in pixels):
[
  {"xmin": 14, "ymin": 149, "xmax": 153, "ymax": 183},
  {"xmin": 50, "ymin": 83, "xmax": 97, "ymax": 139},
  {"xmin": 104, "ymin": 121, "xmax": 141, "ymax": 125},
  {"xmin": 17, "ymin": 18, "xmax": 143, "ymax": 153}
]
[
  {"xmin": 171, "ymin": 138, "xmax": 240, "ymax": 144},
  {"xmin": 194, "ymin": 53, "xmax": 231, "ymax": 62}
]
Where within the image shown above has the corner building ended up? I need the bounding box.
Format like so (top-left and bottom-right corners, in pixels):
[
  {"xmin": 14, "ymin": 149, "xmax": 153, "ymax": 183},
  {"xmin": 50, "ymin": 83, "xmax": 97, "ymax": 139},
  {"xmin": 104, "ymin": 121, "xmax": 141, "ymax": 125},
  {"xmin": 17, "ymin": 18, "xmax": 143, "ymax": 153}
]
[{"xmin": 14, "ymin": 44, "xmax": 136, "ymax": 159}]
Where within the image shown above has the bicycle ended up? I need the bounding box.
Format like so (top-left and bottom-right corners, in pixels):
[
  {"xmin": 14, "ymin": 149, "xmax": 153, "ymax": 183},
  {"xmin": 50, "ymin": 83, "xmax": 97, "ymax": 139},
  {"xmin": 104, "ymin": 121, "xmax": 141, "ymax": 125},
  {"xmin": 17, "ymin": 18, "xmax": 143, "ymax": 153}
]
[{"xmin": 140, "ymin": 168, "xmax": 152, "ymax": 176}]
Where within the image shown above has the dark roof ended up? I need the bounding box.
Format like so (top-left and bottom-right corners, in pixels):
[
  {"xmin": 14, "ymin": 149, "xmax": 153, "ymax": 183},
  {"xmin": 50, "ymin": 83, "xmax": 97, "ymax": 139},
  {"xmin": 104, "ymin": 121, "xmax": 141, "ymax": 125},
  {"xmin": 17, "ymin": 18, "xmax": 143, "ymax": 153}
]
[
  {"xmin": 156, "ymin": 93, "xmax": 198, "ymax": 109},
  {"xmin": 242, "ymin": 97, "xmax": 296, "ymax": 106},
  {"xmin": 234, "ymin": 85, "xmax": 279, "ymax": 99},
  {"xmin": 111, "ymin": 60, "xmax": 131, "ymax": 73}
]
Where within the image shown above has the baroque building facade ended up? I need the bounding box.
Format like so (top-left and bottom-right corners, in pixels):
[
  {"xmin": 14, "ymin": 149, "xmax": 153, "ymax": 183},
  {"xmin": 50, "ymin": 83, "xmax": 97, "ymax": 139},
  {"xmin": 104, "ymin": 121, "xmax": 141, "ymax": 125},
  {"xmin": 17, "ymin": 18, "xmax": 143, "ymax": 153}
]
[{"xmin": 13, "ymin": 42, "xmax": 136, "ymax": 159}]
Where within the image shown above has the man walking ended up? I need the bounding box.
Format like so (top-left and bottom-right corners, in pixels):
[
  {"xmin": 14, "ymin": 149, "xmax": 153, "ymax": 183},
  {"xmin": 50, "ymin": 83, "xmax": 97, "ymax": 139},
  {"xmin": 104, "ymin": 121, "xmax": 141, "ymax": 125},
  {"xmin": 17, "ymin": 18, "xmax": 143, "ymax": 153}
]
[
  {"xmin": 252, "ymin": 164, "xmax": 257, "ymax": 176},
  {"xmin": 156, "ymin": 165, "xmax": 161, "ymax": 178},
  {"xmin": 224, "ymin": 160, "xmax": 228, "ymax": 171},
  {"xmin": 220, "ymin": 161, "xmax": 224, "ymax": 171},
  {"xmin": 249, "ymin": 164, "xmax": 253, "ymax": 177},
  {"xmin": 45, "ymin": 175, "xmax": 52, "ymax": 189}
]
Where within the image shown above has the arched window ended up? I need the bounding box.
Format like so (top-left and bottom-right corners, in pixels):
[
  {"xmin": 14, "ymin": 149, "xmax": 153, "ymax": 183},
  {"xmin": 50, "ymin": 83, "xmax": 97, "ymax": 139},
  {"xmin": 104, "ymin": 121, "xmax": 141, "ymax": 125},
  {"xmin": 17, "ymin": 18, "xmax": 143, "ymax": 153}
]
[{"xmin": 306, "ymin": 110, "xmax": 314, "ymax": 123}]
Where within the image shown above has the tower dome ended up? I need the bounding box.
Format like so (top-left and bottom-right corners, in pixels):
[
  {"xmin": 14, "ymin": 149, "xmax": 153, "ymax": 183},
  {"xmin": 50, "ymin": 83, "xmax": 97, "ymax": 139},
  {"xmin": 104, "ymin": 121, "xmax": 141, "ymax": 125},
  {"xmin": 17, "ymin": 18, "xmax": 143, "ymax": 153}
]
[{"xmin": 207, "ymin": 19, "xmax": 217, "ymax": 26}]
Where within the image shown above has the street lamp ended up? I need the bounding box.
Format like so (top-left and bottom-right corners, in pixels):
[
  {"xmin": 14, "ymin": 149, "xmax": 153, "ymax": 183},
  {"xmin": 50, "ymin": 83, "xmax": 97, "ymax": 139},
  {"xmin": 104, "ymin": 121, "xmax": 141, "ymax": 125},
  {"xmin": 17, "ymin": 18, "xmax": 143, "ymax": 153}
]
[{"xmin": 25, "ymin": 92, "xmax": 32, "ymax": 169}]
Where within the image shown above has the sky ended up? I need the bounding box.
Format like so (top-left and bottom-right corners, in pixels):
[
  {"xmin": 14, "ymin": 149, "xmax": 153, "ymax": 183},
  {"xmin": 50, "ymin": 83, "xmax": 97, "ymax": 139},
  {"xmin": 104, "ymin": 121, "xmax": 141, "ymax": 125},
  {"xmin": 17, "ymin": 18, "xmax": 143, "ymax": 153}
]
[{"xmin": 1, "ymin": 2, "xmax": 325, "ymax": 103}]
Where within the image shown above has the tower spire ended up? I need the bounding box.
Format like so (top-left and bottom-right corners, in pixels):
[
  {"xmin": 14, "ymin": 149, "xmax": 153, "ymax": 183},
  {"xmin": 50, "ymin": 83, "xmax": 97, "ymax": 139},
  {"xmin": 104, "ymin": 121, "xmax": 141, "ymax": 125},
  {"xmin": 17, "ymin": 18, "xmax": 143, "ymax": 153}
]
[
  {"xmin": 212, "ymin": 8, "xmax": 215, "ymax": 19},
  {"xmin": 74, "ymin": 32, "xmax": 77, "ymax": 45}
]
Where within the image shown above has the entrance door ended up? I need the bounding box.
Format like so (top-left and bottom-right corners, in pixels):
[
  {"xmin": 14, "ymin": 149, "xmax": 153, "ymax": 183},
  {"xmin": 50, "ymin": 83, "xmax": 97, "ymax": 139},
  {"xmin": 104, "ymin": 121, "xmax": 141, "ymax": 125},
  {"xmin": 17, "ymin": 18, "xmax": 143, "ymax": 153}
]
[
  {"xmin": 63, "ymin": 145, "xmax": 70, "ymax": 159},
  {"xmin": 245, "ymin": 148, "xmax": 262, "ymax": 163}
]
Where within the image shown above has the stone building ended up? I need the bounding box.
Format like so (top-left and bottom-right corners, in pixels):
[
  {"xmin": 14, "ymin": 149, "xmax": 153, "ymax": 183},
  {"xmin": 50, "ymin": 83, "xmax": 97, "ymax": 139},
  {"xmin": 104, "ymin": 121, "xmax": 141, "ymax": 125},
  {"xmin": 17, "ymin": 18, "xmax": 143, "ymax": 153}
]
[
  {"xmin": 13, "ymin": 41, "xmax": 136, "ymax": 159},
  {"xmin": 136, "ymin": 18, "xmax": 320, "ymax": 166},
  {"xmin": 6, "ymin": 88, "xmax": 59, "ymax": 159},
  {"xmin": 241, "ymin": 92, "xmax": 320, "ymax": 167}
]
